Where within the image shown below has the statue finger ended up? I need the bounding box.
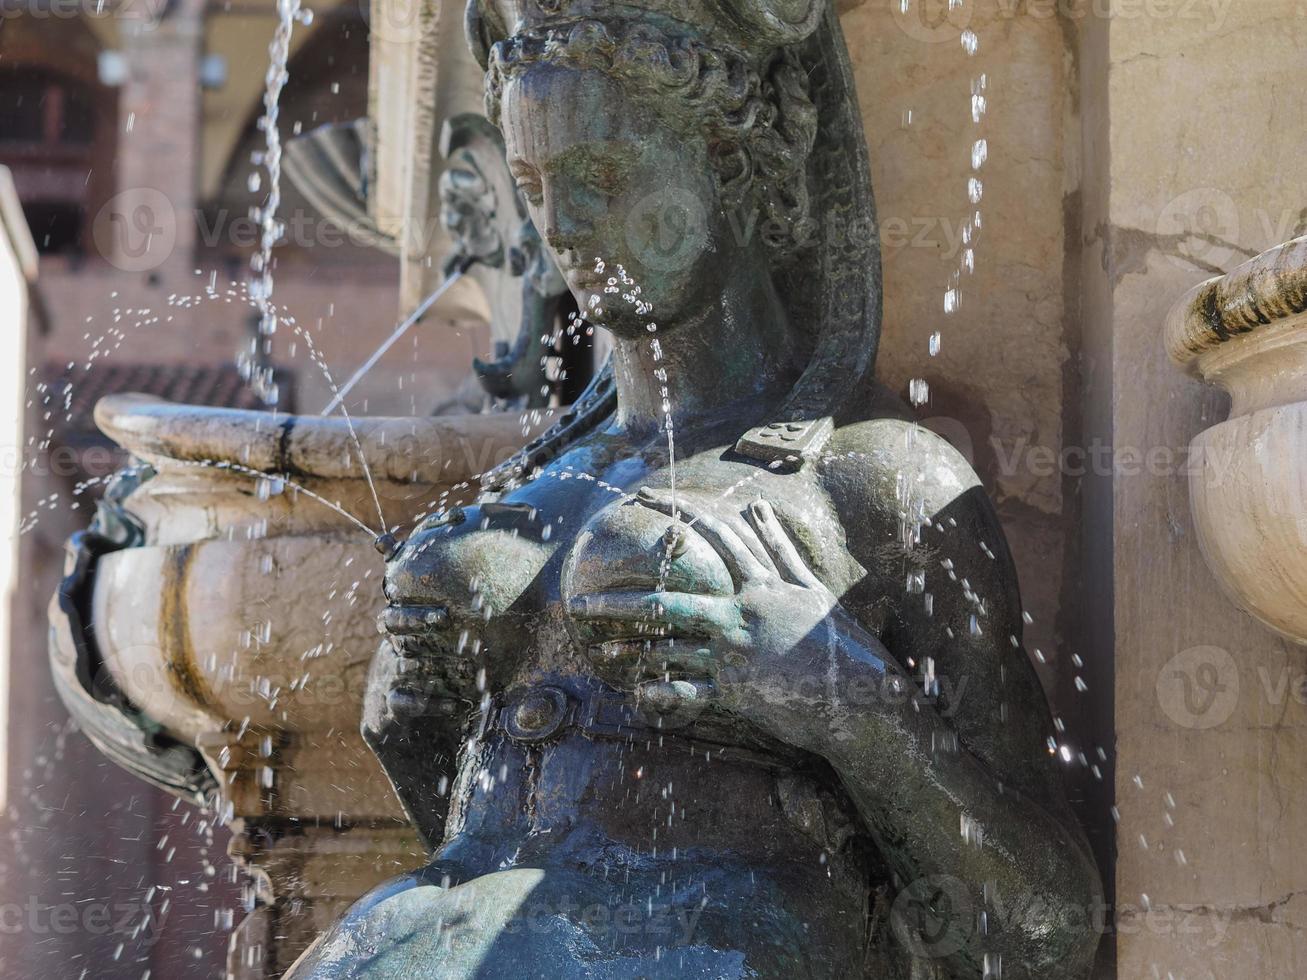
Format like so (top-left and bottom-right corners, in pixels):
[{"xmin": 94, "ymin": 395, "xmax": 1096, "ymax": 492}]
[
  {"xmin": 568, "ymin": 591, "xmax": 735, "ymax": 637},
  {"xmin": 635, "ymin": 677, "xmax": 719, "ymax": 713},
  {"xmin": 747, "ymin": 499, "xmax": 823, "ymax": 589}
]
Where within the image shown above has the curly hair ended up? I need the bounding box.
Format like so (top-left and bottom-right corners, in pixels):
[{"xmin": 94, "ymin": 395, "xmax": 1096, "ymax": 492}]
[{"xmin": 485, "ymin": 19, "xmax": 818, "ymax": 259}]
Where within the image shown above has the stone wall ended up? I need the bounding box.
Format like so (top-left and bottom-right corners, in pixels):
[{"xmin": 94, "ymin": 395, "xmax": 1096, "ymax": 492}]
[
  {"xmin": 1098, "ymin": 2, "xmax": 1307, "ymax": 976},
  {"xmin": 846, "ymin": 3, "xmax": 1307, "ymax": 976}
]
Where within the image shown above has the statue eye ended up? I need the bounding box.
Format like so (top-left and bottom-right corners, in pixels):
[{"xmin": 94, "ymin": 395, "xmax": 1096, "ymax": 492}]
[
  {"xmin": 515, "ymin": 178, "xmax": 543, "ymax": 207},
  {"xmin": 510, "ymin": 165, "xmax": 544, "ymax": 206}
]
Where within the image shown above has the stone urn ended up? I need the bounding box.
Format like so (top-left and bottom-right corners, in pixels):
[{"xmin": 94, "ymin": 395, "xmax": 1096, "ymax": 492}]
[
  {"xmin": 48, "ymin": 394, "xmax": 540, "ymax": 976},
  {"xmin": 1166, "ymin": 235, "xmax": 1307, "ymax": 643}
]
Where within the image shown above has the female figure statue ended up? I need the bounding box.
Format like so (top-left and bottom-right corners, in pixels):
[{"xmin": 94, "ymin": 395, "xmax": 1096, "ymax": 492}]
[{"xmin": 290, "ymin": 1, "xmax": 1102, "ymax": 976}]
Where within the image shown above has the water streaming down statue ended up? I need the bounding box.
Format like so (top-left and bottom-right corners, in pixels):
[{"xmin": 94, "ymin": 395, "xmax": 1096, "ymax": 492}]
[{"xmin": 289, "ymin": 0, "xmax": 1102, "ymax": 975}]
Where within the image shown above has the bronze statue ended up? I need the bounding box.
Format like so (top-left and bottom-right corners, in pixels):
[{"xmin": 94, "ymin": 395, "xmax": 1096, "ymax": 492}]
[{"xmin": 290, "ymin": 0, "xmax": 1102, "ymax": 976}]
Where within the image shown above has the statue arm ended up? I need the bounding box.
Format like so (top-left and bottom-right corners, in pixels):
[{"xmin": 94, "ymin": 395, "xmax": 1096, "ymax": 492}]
[
  {"xmin": 801, "ymin": 606, "xmax": 1102, "ymax": 978},
  {"xmin": 570, "ymin": 475, "xmax": 1102, "ymax": 975},
  {"xmin": 819, "ymin": 421, "xmax": 1102, "ymax": 975}
]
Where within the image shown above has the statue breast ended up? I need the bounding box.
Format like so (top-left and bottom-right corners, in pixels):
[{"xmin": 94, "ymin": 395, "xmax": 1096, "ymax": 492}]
[
  {"xmin": 561, "ymin": 497, "xmax": 735, "ymax": 601},
  {"xmin": 385, "ymin": 503, "xmax": 552, "ymax": 633}
]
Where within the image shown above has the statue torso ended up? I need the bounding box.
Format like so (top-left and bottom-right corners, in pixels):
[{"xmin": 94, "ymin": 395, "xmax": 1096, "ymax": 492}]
[{"xmin": 294, "ymin": 421, "xmax": 893, "ymax": 978}]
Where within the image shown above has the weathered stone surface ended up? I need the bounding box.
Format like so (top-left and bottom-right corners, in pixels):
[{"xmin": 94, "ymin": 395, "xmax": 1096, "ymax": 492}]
[
  {"xmin": 1106, "ymin": 3, "xmax": 1307, "ymax": 978},
  {"xmin": 48, "ymin": 395, "xmax": 546, "ymax": 976}
]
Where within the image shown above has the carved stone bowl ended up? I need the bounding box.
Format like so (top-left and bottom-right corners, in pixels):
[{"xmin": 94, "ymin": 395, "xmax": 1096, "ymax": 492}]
[
  {"xmin": 1166, "ymin": 236, "xmax": 1307, "ymax": 644},
  {"xmin": 47, "ymin": 394, "xmax": 541, "ymax": 974},
  {"xmin": 55, "ymin": 393, "xmax": 537, "ymax": 815}
]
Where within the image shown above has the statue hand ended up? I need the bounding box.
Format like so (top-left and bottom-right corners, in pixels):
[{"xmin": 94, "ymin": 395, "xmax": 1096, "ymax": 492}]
[{"xmin": 568, "ymin": 488, "xmax": 890, "ymax": 753}]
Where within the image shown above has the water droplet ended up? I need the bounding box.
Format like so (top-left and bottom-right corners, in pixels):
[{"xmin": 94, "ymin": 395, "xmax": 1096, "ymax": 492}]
[{"xmin": 909, "ymin": 378, "xmax": 930, "ymax": 407}]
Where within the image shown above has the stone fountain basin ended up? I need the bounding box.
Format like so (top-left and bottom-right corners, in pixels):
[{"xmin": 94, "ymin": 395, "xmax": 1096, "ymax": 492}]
[
  {"xmin": 1167, "ymin": 236, "xmax": 1307, "ymax": 644},
  {"xmin": 1189, "ymin": 402, "xmax": 1307, "ymax": 642},
  {"xmin": 54, "ymin": 394, "xmax": 539, "ymax": 818}
]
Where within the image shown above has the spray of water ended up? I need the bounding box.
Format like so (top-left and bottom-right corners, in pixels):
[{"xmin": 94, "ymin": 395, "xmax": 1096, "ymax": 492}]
[{"xmin": 320, "ymin": 265, "xmax": 469, "ymax": 417}]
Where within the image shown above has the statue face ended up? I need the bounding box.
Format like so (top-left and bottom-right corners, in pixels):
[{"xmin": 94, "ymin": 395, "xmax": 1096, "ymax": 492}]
[
  {"xmin": 439, "ymin": 154, "xmax": 504, "ymax": 265},
  {"xmin": 500, "ymin": 65, "xmax": 723, "ymax": 337}
]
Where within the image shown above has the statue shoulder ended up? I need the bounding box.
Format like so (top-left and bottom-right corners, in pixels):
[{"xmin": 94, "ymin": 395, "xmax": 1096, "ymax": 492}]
[
  {"xmin": 819, "ymin": 407, "xmax": 984, "ymax": 520},
  {"xmin": 815, "ymin": 402, "xmax": 1017, "ymax": 614}
]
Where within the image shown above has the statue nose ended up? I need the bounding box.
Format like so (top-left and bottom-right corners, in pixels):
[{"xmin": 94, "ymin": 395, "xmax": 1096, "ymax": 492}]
[{"xmin": 544, "ymin": 205, "xmax": 592, "ymax": 254}]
